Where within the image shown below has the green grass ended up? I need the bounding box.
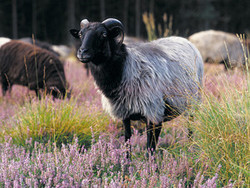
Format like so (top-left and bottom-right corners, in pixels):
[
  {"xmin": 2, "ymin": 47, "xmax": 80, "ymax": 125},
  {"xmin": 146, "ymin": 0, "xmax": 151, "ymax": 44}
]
[
  {"xmin": 187, "ymin": 75, "xmax": 249, "ymax": 186},
  {"xmin": 0, "ymin": 97, "xmax": 111, "ymax": 149}
]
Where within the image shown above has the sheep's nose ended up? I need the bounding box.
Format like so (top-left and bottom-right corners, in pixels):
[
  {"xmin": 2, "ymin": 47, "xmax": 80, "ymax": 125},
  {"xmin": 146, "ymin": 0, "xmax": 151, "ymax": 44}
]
[
  {"xmin": 79, "ymin": 48, "xmax": 89, "ymax": 53},
  {"xmin": 77, "ymin": 48, "xmax": 92, "ymax": 63}
]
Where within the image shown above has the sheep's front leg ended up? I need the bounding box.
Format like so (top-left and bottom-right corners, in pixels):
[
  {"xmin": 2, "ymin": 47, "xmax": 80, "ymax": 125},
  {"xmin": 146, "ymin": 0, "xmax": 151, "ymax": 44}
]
[
  {"xmin": 123, "ymin": 118, "xmax": 131, "ymax": 158},
  {"xmin": 123, "ymin": 118, "xmax": 132, "ymax": 142},
  {"xmin": 147, "ymin": 122, "xmax": 162, "ymax": 153}
]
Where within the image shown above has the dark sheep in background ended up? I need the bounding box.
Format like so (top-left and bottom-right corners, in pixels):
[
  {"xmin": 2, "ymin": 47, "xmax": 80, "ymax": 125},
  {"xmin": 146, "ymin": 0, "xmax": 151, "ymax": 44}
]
[
  {"xmin": 0, "ymin": 40, "xmax": 69, "ymax": 98},
  {"xmin": 188, "ymin": 30, "xmax": 247, "ymax": 70},
  {"xmin": 20, "ymin": 37, "xmax": 72, "ymax": 60},
  {"xmin": 70, "ymin": 18, "xmax": 204, "ymax": 153},
  {"xmin": 19, "ymin": 37, "xmax": 60, "ymax": 57}
]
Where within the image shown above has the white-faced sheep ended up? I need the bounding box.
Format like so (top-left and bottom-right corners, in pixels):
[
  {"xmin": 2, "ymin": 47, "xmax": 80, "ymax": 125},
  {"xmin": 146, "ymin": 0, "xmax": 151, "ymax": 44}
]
[
  {"xmin": 188, "ymin": 30, "xmax": 247, "ymax": 70},
  {"xmin": 0, "ymin": 40, "xmax": 70, "ymax": 98},
  {"xmin": 70, "ymin": 18, "xmax": 204, "ymax": 153}
]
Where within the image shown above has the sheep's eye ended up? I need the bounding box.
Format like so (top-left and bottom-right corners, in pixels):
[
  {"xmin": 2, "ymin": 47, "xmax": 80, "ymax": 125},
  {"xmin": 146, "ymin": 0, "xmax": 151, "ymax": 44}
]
[{"xmin": 102, "ymin": 32, "xmax": 107, "ymax": 38}]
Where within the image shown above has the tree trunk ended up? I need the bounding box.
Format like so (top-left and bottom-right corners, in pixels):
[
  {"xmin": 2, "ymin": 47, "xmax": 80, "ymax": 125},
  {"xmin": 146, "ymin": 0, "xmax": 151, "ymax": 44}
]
[
  {"xmin": 12, "ymin": 0, "xmax": 18, "ymax": 39},
  {"xmin": 123, "ymin": 0, "xmax": 129, "ymax": 33},
  {"xmin": 149, "ymin": 0, "xmax": 154, "ymax": 14},
  {"xmin": 67, "ymin": 0, "xmax": 75, "ymax": 45},
  {"xmin": 135, "ymin": 0, "xmax": 140, "ymax": 37},
  {"xmin": 100, "ymin": 0, "xmax": 105, "ymax": 20}
]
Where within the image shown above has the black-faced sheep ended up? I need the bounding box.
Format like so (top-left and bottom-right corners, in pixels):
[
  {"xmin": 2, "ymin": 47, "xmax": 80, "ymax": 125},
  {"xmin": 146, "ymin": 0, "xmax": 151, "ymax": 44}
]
[
  {"xmin": 0, "ymin": 40, "xmax": 69, "ymax": 98},
  {"xmin": 74, "ymin": 36, "xmax": 143, "ymax": 78},
  {"xmin": 70, "ymin": 18, "xmax": 204, "ymax": 153},
  {"xmin": 188, "ymin": 30, "xmax": 247, "ymax": 70},
  {"xmin": 78, "ymin": 36, "xmax": 144, "ymax": 77}
]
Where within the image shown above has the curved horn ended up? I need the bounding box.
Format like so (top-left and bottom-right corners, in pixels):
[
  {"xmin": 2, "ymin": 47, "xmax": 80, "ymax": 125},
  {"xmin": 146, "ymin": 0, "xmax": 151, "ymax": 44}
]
[
  {"xmin": 102, "ymin": 18, "xmax": 124, "ymax": 45},
  {"xmin": 80, "ymin": 19, "xmax": 89, "ymax": 29}
]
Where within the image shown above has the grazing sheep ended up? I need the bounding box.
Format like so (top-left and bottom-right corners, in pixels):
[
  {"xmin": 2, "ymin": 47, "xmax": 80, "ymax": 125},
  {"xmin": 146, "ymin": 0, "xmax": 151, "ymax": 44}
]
[
  {"xmin": 19, "ymin": 37, "xmax": 60, "ymax": 57},
  {"xmin": 188, "ymin": 30, "xmax": 247, "ymax": 70},
  {"xmin": 0, "ymin": 37, "xmax": 11, "ymax": 48},
  {"xmin": 70, "ymin": 18, "xmax": 204, "ymax": 153},
  {"xmin": 0, "ymin": 40, "xmax": 69, "ymax": 98}
]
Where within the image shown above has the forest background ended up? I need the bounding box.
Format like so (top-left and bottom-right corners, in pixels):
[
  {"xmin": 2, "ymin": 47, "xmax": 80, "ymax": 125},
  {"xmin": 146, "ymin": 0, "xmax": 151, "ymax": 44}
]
[{"xmin": 1, "ymin": 0, "xmax": 250, "ymax": 45}]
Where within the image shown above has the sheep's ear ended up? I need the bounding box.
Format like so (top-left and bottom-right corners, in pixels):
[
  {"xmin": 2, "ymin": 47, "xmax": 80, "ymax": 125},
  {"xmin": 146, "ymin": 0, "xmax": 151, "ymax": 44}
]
[
  {"xmin": 70, "ymin": 29, "xmax": 80, "ymax": 39},
  {"xmin": 102, "ymin": 18, "xmax": 124, "ymax": 46}
]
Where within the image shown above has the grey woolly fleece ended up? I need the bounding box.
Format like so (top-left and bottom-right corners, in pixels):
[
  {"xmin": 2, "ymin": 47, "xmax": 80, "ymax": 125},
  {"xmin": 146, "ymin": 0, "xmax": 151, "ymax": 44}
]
[{"xmin": 101, "ymin": 36, "xmax": 204, "ymax": 124}]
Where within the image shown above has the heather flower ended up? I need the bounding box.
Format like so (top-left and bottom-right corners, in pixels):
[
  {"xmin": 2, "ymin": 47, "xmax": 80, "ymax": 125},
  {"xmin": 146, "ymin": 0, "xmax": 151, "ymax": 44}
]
[{"xmin": 0, "ymin": 136, "xmax": 231, "ymax": 187}]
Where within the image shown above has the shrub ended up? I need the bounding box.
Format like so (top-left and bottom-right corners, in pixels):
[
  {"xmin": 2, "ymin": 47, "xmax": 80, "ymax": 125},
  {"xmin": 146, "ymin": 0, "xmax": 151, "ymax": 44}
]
[
  {"xmin": 0, "ymin": 97, "xmax": 110, "ymax": 149},
  {"xmin": 0, "ymin": 136, "xmax": 229, "ymax": 187}
]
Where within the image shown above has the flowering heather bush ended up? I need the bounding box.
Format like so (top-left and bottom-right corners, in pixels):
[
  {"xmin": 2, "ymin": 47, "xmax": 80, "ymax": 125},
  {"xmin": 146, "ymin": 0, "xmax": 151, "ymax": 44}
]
[
  {"xmin": 204, "ymin": 64, "xmax": 247, "ymax": 99},
  {"xmin": 0, "ymin": 136, "xmax": 232, "ymax": 188}
]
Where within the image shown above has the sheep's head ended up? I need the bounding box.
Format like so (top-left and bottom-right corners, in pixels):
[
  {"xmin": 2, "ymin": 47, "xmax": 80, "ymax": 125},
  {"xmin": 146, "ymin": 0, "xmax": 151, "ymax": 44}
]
[
  {"xmin": 70, "ymin": 18, "xmax": 124, "ymax": 65},
  {"xmin": 48, "ymin": 82, "xmax": 71, "ymax": 99}
]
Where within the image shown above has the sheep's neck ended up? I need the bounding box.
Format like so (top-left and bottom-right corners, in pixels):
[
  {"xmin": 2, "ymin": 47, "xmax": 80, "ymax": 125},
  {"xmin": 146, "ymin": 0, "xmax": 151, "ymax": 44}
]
[{"xmin": 90, "ymin": 50, "xmax": 126, "ymax": 99}]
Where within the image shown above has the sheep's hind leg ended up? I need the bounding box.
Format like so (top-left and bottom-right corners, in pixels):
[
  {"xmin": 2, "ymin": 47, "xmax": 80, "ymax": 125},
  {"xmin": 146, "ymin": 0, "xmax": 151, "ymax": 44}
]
[
  {"xmin": 1, "ymin": 76, "xmax": 11, "ymax": 96},
  {"xmin": 147, "ymin": 122, "xmax": 162, "ymax": 154},
  {"xmin": 123, "ymin": 118, "xmax": 132, "ymax": 158},
  {"xmin": 2, "ymin": 84, "xmax": 8, "ymax": 96}
]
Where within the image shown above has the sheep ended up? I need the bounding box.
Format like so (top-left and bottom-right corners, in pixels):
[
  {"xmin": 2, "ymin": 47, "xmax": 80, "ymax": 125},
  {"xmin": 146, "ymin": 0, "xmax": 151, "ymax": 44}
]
[
  {"xmin": 19, "ymin": 37, "xmax": 60, "ymax": 57},
  {"xmin": 188, "ymin": 30, "xmax": 247, "ymax": 70},
  {"xmin": 70, "ymin": 18, "xmax": 204, "ymax": 153},
  {"xmin": 20, "ymin": 38, "xmax": 73, "ymax": 60},
  {"xmin": 0, "ymin": 40, "xmax": 69, "ymax": 98}
]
